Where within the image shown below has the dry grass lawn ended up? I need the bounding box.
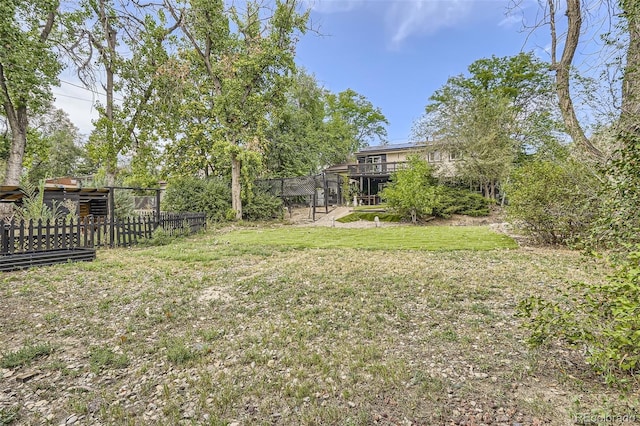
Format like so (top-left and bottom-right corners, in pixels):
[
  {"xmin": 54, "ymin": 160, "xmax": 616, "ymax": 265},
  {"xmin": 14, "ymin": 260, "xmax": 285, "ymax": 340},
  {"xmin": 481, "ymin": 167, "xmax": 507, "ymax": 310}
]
[{"xmin": 1, "ymin": 225, "xmax": 638, "ymax": 425}]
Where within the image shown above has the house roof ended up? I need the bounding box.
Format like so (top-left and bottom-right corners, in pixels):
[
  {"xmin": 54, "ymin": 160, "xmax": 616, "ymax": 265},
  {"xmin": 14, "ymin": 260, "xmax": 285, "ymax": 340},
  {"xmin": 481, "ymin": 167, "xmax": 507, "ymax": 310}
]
[{"xmin": 356, "ymin": 142, "xmax": 426, "ymax": 155}]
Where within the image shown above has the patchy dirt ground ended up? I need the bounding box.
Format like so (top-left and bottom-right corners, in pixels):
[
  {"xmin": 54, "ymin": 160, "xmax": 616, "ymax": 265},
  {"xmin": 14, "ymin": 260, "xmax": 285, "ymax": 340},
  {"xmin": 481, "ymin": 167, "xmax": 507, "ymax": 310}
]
[
  {"xmin": 1, "ymin": 219, "xmax": 638, "ymax": 425},
  {"xmin": 288, "ymin": 206, "xmax": 518, "ymax": 238},
  {"xmin": 286, "ymin": 205, "xmax": 508, "ymax": 225}
]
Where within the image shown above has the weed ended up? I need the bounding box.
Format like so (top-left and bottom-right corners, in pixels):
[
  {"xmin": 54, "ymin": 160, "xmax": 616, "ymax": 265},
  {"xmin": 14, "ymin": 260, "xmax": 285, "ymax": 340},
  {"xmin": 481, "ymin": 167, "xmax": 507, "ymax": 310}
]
[
  {"xmin": 0, "ymin": 406, "xmax": 19, "ymax": 425},
  {"xmin": 89, "ymin": 346, "xmax": 129, "ymax": 373},
  {"xmin": 0, "ymin": 342, "xmax": 53, "ymax": 368},
  {"xmin": 164, "ymin": 338, "xmax": 198, "ymax": 365}
]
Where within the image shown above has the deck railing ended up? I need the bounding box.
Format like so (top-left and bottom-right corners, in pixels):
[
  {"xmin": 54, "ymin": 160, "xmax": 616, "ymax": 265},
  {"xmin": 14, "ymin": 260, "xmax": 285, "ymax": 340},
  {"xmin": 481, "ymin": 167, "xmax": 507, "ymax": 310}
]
[{"xmin": 347, "ymin": 161, "xmax": 408, "ymax": 176}]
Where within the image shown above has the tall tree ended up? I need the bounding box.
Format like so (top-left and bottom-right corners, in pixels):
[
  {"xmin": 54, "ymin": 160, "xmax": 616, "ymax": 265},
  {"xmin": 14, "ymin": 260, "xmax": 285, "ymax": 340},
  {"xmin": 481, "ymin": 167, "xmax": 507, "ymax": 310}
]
[
  {"xmin": 519, "ymin": 1, "xmax": 640, "ymax": 248},
  {"xmin": 265, "ymin": 70, "xmax": 327, "ymax": 176},
  {"xmin": 522, "ymin": 0, "xmax": 640, "ymax": 156},
  {"xmin": 451, "ymin": 94, "xmax": 518, "ymax": 199},
  {"xmin": 325, "ymin": 88, "xmax": 389, "ymax": 152},
  {"xmin": 264, "ymin": 72, "xmax": 389, "ymax": 176},
  {"xmin": 71, "ymin": 0, "xmax": 180, "ymax": 184},
  {"xmin": 165, "ymin": 0, "xmax": 308, "ymax": 219},
  {"xmin": 414, "ymin": 52, "xmax": 561, "ymax": 198},
  {"xmin": 0, "ymin": 0, "xmax": 62, "ymax": 186},
  {"xmin": 24, "ymin": 107, "xmax": 94, "ymax": 183},
  {"xmin": 545, "ymin": 0, "xmax": 604, "ymax": 158},
  {"xmin": 619, "ymin": 0, "xmax": 640, "ymax": 133}
]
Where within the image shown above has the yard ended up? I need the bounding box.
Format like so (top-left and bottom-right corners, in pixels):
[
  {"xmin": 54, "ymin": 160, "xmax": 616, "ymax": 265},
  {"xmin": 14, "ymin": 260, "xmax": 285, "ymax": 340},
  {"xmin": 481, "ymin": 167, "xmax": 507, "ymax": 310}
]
[{"xmin": 0, "ymin": 224, "xmax": 638, "ymax": 425}]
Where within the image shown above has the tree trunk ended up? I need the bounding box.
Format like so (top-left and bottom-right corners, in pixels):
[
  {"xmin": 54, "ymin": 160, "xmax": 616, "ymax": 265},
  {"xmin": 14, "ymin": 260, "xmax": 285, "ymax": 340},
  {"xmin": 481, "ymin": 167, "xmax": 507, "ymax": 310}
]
[
  {"xmin": 90, "ymin": 0, "xmax": 118, "ymax": 185},
  {"xmin": 548, "ymin": 0, "xmax": 603, "ymax": 159},
  {"xmin": 231, "ymin": 153, "xmax": 242, "ymax": 220},
  {"xmin": 3, "ymin": 106, "xmax": 27, "ymax": 186},
  {"xmin": 620, "ymin": 0, "xmax": 640, "ymax": 133}
]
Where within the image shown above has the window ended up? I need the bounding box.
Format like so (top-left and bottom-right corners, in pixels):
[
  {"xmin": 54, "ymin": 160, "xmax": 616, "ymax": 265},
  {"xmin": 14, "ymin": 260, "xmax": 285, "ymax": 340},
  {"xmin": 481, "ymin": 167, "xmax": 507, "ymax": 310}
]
[
  {"xmin": 449, "ymin": 151, "xmax": 462, "ymax": 161},
  {"xmin": 367, "ymin": 156, "xmax": 382, "ymax": 172},
  {"xmin": 428, "ymin": 151, "xmax": 442, "ymax": 163}
]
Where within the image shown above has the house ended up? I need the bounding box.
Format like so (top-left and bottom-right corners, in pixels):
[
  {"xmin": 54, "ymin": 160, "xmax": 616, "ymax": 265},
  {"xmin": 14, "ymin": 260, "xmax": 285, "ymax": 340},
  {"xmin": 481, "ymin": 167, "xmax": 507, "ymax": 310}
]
[{"xmin": 343, "ymin": 141, "xmax": 460, "ymax": 205}]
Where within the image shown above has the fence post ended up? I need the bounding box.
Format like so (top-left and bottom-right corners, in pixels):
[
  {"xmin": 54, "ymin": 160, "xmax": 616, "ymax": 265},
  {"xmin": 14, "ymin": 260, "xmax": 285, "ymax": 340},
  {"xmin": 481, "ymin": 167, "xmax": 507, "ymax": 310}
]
[
  {"xmin": 1, "ymin": 223, "xmax": 9, "ymax": 255},
  {"xmin": 37, "ymin": 219, "xmax": 43, "ymax": 251},
  {"xmin": 88, "ymin": 217, "xmax": 95, "ymax": 248},
  {"xmin": 45, "ymin": 219, "xmax": 51, "ymax": 250},
  {"xmin": 155, "ymin": 189, "xmax": 161, "ymax": 220},
  {"xmin": 61, "ymin": 218, "xmax": 68, "ymax": 249},
  {"xmin": 109, "ymin": 187, "xmax": 115, "ymax": 247},
  {"xmin": 324, "ymin": 173, "xmax": 329, "ymax": 213},
  {"xmin": 312, "ymin": 189, "xmax": 317, "ymax": 222}
]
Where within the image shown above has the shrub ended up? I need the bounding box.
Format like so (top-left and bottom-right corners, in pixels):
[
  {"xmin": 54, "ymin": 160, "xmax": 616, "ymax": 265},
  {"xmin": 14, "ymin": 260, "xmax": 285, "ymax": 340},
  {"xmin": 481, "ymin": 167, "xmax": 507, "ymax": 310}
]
[
  {"xmin": 242, "ymin": 188, "xmax": 283, "ymax": 221},
  {"xmin": 113, "ymin": 188, "xmax": 135, "ymax": 220},
  {"xmin": 163, "ymin": 177, "xmax": 231, "ymax": 222},
  {"xmin": 590, "ymin": 130, "xmax": 640, "ymax": 254},
  {"xmin": 139, "ymin": 226, "xmax": 188, "ymax": 247},
  {"xmin": 433, "ymin": 187, "xmax": 491, "ymax": 218},
  {"xmin": 519, "ymin": 249, "xmax": 640, "ymax": 382},
  {"xmin": 504, "ymin": 159, "xmax": 599, "ymax": 245},
  {"xmin": 15, "ymin": 180, "xmax": 77, "ymax": 223},
  {"xmin": 380, "ymin": 156, "xmax": 440, "ymax": 223}
]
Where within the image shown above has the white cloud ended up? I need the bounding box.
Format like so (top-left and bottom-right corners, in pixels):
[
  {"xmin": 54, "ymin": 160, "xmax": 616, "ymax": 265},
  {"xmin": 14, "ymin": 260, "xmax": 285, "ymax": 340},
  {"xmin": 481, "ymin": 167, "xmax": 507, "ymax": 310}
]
[
  {"xmin": 307, "ymin": 1, "xmax": 512, "ymax": 47},
  {"xmin": 498, "ymin": 14, "xmax": 521, "ymax": 29},
  {"xmin": 386, "ymin": 0, "xmax": 474, "ymax": 46}
]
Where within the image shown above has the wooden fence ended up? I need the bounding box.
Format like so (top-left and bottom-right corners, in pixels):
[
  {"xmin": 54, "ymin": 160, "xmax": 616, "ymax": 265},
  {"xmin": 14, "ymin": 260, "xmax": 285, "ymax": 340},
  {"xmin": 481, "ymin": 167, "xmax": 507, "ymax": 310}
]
[{"xmin": 0, "ymin": 212, "xmax": 207, "ymax": 256}]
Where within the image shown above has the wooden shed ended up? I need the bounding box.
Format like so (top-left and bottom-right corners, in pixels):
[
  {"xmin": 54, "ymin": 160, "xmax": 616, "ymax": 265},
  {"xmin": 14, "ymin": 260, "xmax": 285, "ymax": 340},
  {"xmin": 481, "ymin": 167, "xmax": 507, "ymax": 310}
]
[{"xmin": 0, "ymin": 185, "xmax": 110, "ymax": 220}]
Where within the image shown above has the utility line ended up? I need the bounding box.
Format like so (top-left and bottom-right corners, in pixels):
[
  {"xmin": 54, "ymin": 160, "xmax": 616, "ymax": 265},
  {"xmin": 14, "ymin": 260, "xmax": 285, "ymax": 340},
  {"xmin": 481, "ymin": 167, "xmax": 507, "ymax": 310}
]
[
  {"xmin": 53, "ymin": 92, "xmax": 96, "ymax": 102},
  {"xmin": 58, "ymin": 80, "xmax": 125, "ymax": 102}
]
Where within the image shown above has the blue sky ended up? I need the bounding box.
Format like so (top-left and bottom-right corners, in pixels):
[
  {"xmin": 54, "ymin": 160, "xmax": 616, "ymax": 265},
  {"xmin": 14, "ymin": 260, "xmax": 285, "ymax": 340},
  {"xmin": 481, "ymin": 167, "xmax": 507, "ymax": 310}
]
[
  {"xmin": 54, "ymin": 0, "xmax": 548, "ymax": 143},
  {"xmin": 296, "ymin": 0, "xmax": 536, "ymax": 144}
]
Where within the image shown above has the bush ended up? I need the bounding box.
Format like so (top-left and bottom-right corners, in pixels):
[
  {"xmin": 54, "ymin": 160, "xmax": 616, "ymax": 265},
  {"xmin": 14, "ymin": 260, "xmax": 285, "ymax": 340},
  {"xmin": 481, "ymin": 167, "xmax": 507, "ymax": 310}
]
[
  {"xmin": 433, "ymin": 187, "xmax": 491, "ymax": 218},
  {"xmin": 380, "ymin": 156, "xmax": 440, "ymax": 223},
  {"xmin": 242, "ymin": 189, "xmax": 283, "ymax": 221},
  {"xmin": 113, "ymin": 188, "xmax": 135, "ymax": 220},
  {"xmin": 504, "ymin": 159, "xmax": 599, "ymax": 245},
  {"xmin": 591, "ymin": 130, "xmax": 640, "ymax": 254},
  {"xmin": 519, "ymin": 249, "xmax": 640, "ymax": 382},
  {"xmin": 163, "ymin": 177, "xmax": 231, "ymax": 222}
]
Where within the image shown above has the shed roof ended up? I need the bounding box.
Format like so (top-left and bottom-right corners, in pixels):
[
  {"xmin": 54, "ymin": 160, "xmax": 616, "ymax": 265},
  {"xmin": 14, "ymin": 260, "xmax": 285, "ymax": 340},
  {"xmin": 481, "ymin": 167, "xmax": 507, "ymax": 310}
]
[{"xmin": 0, "ymin": 186, "xmax": 110, "ymax": 203}]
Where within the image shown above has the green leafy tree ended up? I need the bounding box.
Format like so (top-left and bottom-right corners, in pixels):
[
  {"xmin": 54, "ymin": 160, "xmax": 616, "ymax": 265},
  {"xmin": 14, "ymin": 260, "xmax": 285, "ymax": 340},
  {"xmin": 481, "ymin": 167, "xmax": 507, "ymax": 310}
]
[
  {"xmin": 70, "ymin": 0, "xmax": 180, "ymax": 184},
  {"xmin": 0, "ymin": 0, "xmax": 63, "ymax": 186},
  {"xmin": 380, "ymin": 156, "xmax": 440, "ymax": 224},
  {"xmin": 414, "ymin": 52, "xmax": 562, "ymax": 199},
  {"xmin": 325, "ymin": 88, "xmax": 389, "ymax": 154},
  {"xmin": 265, "ymin": 70, "xmax": 327, "ymax": 176},
  {"xmin": 164, "ymin": 0, "xmax": 308, "ymax": 220},
  {"xmin": 265, "ymin": 72, "xmax": 388, "ymax": 176},
  {"xmin": 24, "ymin": 107, "xmax": 94, "ymax": 184},
  {"xmin": 448, "ymin": 94, "xmax": 518, "ymax": 199}
]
